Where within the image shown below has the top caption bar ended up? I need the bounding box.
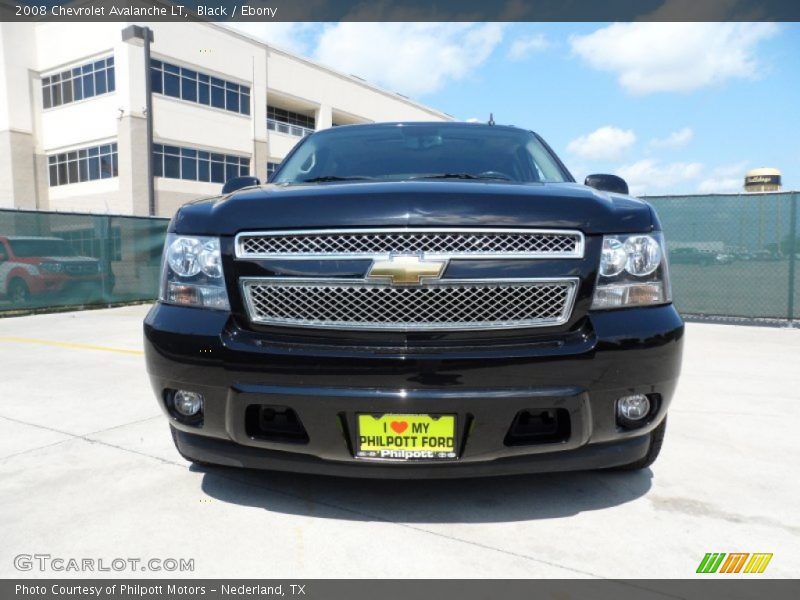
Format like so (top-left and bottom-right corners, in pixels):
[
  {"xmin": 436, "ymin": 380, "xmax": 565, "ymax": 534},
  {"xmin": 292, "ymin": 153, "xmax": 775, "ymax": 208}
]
[{"xmin": 3, "ymin": 0, "xmax": 800, "ymax": 22}]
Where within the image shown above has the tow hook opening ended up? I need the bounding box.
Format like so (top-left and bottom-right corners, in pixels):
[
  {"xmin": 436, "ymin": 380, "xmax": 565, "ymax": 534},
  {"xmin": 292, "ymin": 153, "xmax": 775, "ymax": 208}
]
[
  {"xmin": 245, "ymin": 404, "xmax": 310, "ymax": 444},
  {"xmin": 504, "ymin": 408, "xmax": 571, "ymax": 446}
]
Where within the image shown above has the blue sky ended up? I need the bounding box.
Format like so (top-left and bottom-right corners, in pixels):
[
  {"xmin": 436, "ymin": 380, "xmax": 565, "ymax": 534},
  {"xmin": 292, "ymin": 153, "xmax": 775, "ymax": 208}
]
[{"xmin": 229, "ymin": 22, "xmax": 800, "ymax": 195}]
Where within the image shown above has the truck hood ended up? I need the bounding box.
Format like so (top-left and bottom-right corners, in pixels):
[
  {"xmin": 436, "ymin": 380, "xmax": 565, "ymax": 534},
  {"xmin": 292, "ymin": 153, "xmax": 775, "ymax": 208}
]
[{"xmin": 171, "ymin": 180, "xmax": 656, "ymax": 236}]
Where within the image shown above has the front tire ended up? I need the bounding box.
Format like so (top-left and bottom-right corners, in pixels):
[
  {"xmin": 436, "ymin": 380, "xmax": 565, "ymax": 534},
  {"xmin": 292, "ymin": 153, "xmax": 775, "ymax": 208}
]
[
  {"xmin": 611, "ymin": 417, "xmax": 667, "ymax": 471},
  {"xmin": 8, "ymin": 279, "xmax": 30, "ymax": 306}
]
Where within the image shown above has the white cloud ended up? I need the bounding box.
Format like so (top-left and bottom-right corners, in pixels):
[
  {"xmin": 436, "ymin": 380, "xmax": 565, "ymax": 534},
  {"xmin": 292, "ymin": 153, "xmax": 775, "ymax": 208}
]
[
  {"xmin": 711, "ymin": 161, "xmax": 749, "ymax": 178},
  {"xmin": 226, "ymin": 22, "xmax": 506, "ymax": 98},
  {"xmin": 696, "ymin": 177, "xmax": 742, "ymax": 194},
  {"xmin": 225, "ymin": 22, "xmax": 319, "ymax": 55},
  {"xmin": 508, "ymin": 34, "xmax": 550, "ymax": 60},
  {"xmin": 313, "ymin": 23, "xmax": 505, "ymax": 97},
  {"xmin": 615, "ymin": 159, "xmax": 705, "ymax": 196},
  {"xmin": 649, "ymin": 127, "xmax": 694, "ymax": 150},
  {"xmin": 566, "ymin": 126, "xmax": 636, "ymax": 161},
  {"xmin": 569, "ymin": 23, "xmax": 779, "ymax": 95},
  {"xmin": 613, "ymin": 159, "xmax": 750, "ymax": 195},
  {"xmin": 697, "ymin": 161, "xmax": 748, "ymax": 193}
]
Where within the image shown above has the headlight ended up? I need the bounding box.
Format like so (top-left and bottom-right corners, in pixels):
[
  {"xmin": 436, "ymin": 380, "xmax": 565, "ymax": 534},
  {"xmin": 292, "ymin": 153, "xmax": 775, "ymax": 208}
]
[
  {"xmin": 167, "ymin": 237, "xmax": 203, "ymax": 277},
  {"xmin": 599, "ymin": 238, "xmax": 627, "ymax": 277},
  {"xmin": 592, "ymin": 232, "xmax": 671, "ymax": 310},
  {"xmin": 159, "ymin": 234, "xmax": 229, "ymax": 310},
  {"xmin": 623, "ymin": 235, "xmax": 662, "ymax": 276}
]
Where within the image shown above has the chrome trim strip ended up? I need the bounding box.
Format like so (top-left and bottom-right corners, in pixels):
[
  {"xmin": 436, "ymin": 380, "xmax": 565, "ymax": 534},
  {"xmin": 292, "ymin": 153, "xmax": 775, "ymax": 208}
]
[
  {"xmin": 234, "ymin": 228, "xmax": 585, "ymax": 261},
  {"xmin": 240, "ymin": 276, "xmax": 579, "ymax": 331}
]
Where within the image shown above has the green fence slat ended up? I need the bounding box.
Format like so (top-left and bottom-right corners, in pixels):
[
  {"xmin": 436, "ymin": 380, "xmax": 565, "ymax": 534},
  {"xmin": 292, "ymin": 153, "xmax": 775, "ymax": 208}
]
[
  {"xmin": 647, "ymin": 192, "xmax": 797, "ymax": 320},
  {"xmin": 1, "ymin": 208, "xmax": 169, "ymax": 313},
  {"xmin": 788, "ymin": 193, "xmax": 798, "ymax": 320}
]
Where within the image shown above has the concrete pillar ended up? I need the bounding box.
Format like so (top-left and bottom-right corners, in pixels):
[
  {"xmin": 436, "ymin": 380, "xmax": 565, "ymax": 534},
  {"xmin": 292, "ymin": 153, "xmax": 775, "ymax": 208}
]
[
  {"xmin": 118, "ymin": 114, "xmax": 149, "ymax": 216},
  {"xmin": 254, "ymin": 139, "xmax": 268, "ymax": 183},
  {"xmin": 0, "ymin": 23, "xmax": 39, "ymax": 209},
  {"xmin": 118, "ymin": 32, "xmax": 149, "ymax": 215},
  {"xmin": 33, "ymin": 152, "xmax": 50, "ymax": 210},
  {"xmin": 316, "ymin": 104, "xmax": 333, "ymax": 130},
  {"xmin": 0, "ymin": 130, "xmax": 37, "ymax": 209}
]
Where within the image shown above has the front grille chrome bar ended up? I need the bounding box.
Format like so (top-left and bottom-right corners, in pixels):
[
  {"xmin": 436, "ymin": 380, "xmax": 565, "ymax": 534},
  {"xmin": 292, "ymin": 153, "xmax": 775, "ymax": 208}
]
[
  {"xmin": 235, "ymin": 228, "xmax": 584, "ymax": 260},
  {"xmin": 241, "ymin": 277, "xmax": 579, "ymax": 331}
]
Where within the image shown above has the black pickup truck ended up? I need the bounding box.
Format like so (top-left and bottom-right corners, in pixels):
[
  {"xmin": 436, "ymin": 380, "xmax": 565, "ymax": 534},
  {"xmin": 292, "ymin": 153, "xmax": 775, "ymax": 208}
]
[{"xmin": 144, "ymin": 122, "xmax": 683, "ymax": 478}]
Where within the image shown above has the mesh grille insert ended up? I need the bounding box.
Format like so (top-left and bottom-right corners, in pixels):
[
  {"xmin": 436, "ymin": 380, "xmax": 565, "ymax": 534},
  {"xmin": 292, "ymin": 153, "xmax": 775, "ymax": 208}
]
[
  {"xmin": 242, "ymin": 279, "xmax": 577, "ymax": 331},
  {"xmin": 237, "ymin": 229, "xmax": 583, "ymax": 258}
]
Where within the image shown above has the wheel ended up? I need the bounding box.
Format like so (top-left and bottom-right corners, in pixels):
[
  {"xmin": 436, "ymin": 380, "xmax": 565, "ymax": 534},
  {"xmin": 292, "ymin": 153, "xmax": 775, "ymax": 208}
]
[
  {"xmin": 8, "ymin": 279, "xmax": 30, "ymax": 305},
  {"xmin": 610, "ymin": 416, "xmax": 667, "ymax": 471},
  {"xmin": 169, "ymin": 425, "xmax": 214, "ymax": 467}
]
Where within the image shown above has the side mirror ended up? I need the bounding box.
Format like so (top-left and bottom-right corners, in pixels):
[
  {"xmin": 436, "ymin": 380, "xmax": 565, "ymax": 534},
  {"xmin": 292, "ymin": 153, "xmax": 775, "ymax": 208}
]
[
  {"xmin": 584, "ymin": 174, "xmax": 629, "ymax": 195},
  {"xmin": 222, "ymin": 176, "xmax": 260, "ymax": 194}
]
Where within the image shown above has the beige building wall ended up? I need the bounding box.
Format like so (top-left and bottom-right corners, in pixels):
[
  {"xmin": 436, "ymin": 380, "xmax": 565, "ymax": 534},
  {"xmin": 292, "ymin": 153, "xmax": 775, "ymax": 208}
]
[
  {"xmin": 0, "ymin": 21, "xmax": 452, "ymax": 217},
  {"xmin": 0, "ymin": 23, "xmax": 39, "ymax": 209},
  {"xmin": 0, "ymin": 131, "xmax": 38, "ymax": 210}
]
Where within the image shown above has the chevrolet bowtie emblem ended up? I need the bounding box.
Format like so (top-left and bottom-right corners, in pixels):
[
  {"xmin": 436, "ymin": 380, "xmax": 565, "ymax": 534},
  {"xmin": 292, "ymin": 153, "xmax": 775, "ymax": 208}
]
[{"xmin": 367, "ymin": 255, "xmax": 447, "ymax": 285}]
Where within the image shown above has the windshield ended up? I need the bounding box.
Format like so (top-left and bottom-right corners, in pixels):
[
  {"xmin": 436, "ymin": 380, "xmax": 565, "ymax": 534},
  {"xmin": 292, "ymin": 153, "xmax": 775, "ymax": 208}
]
[
  {"xmin": 272, "ymin": 124, "xmax": 571, "ymax": 184},
  {"xmin": 9, "ymin": 239, "xmax": 75, "ymax": 257}
]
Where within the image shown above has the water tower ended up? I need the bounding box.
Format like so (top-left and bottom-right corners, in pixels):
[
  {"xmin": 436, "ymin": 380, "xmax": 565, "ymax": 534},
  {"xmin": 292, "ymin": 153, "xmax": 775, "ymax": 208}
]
[{"xmin": 744, "ymin": 168, "xmax": 782, "ymax": 192}]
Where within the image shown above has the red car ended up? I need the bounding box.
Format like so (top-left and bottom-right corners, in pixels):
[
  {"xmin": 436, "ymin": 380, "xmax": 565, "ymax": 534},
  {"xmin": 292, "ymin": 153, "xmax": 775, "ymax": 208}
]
[{"xmin": 0, "ymin": 236, "xmax": 105, "ymax": 305}]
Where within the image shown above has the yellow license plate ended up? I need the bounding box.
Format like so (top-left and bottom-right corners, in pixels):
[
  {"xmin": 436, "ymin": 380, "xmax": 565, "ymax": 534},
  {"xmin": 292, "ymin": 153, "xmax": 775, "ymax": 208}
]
[{"xmin": 356, "ymin": 413, "xmax": 457, "ymax": 460}]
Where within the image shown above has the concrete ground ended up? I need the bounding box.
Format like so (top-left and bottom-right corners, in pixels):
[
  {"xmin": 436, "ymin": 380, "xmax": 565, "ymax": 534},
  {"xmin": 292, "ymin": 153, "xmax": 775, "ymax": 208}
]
[{"xmin": 0, "ymin": 305, "xmax": 798, "ymax": 579}]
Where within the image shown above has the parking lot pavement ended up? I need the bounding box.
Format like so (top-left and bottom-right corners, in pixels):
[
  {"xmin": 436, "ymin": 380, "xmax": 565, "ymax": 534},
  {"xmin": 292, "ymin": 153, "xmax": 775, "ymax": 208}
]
[{"xmin": 1, "ymin": 305, "xmax": 799, "ymax": 579}]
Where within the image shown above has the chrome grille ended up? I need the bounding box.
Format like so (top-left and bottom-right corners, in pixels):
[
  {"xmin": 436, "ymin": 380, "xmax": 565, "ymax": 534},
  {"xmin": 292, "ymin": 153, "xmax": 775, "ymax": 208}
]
[
  {"xmin": 242, "ymin": 278, "xmax": 578, "ymax": 331},
  {"xmin": 236, "ymin": 228, "xmax": 584, "ymax": 259}
]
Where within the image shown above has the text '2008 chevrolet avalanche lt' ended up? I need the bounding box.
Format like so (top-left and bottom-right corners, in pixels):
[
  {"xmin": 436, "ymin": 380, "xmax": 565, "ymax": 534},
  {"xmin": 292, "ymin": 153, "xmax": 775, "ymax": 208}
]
[{"xmin": 144, "ymin": 122, "xmax": 684, "ymax": 478}]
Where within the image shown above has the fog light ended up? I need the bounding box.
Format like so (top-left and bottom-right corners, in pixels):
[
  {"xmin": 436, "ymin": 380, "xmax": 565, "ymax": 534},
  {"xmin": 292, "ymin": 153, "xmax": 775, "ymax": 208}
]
[
  {"xmin": 617, "ymin": 394, "xmax": 650, "ymax": 421},
  {"xmin": 173, "ymin": 390, "xmax": 203, "ymax": 416}
]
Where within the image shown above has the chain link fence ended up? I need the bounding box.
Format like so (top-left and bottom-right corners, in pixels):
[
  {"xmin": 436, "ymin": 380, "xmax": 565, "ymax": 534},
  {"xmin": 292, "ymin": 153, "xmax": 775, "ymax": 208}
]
[
  {"xmin": 0, "ymin": 209, "xmax": 168, "ymax": 313},
  {"xmin": 647, "ymin": 192, "xmax": 799, "ymax": 321},
  {"xmin": 1, "ymin": 192, "xmax": 798, "ymax": 321}
]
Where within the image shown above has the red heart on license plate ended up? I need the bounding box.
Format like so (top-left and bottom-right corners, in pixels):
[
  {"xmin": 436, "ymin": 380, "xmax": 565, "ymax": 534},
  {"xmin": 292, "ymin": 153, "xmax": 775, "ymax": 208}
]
[{"xmin": 390, "ymin": 421, "xmax": 409, "ymax": 434}]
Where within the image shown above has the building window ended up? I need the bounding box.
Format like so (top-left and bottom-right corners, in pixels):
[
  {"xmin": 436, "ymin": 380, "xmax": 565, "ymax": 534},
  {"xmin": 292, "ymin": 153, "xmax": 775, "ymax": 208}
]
[
  {"xmin": 48, "ymin": 143, "xmax": 118, "ymax": 187},
  {"xmin": 267, "ymin": 161, "xmax": 281, "ymax": 180},
  {"xmin": 150, "ymin": 59, "xmax": 251, "ymax": 116},
  {"xmin": 267, "ymin": 106, "xmax": 315, "ymax": 137},
  {"xmin": 153, "ymin": 144, "xmax": 250, "ymax": 184},
  {"xmin": 42, "ymin": 56, "xmax": 115, "ymax": 109}
]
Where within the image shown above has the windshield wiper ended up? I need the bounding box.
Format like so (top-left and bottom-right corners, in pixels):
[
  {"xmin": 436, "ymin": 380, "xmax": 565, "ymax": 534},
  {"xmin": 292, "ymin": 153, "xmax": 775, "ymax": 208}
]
[
  {"xmin": 408, "ymin": 173, "xmax": 512, "ymax": 181},
  {"xmin": 298, "ymin": 175, "xmax": 374, "ymax": 183}
]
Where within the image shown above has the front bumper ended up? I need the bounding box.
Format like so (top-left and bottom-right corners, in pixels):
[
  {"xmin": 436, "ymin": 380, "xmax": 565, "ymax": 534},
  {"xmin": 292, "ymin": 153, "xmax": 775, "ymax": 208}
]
[
  {"xmin": 32, "ymin": 273, "xmax": 103, "ymax": 296},
  {"xmin": 144, "ymin": 303, "xmax": 683, "ymax": 478}
]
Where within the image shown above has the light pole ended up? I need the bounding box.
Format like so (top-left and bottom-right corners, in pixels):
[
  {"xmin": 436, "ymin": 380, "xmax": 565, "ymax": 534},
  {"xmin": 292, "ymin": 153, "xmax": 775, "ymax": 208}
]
[{"xmin": 122, "ymin": 25, "xmax": 155, "ymax": 216}]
